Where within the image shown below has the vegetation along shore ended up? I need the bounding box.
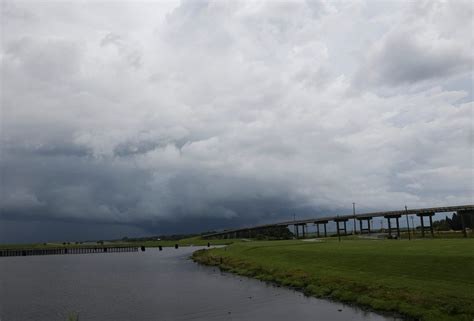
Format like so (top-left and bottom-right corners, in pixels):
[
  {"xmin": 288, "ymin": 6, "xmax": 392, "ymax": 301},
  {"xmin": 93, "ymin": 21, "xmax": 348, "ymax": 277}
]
[{"xmin": 192, "ymin": 238, "xmax": 474, "ymax": 321}]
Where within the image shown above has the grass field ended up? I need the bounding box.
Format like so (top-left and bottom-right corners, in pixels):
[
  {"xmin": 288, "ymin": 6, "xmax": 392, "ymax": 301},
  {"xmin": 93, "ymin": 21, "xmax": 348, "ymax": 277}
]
[{"xmin": 192, "ymin": 238, "xmax": 474, "ymax": 321}]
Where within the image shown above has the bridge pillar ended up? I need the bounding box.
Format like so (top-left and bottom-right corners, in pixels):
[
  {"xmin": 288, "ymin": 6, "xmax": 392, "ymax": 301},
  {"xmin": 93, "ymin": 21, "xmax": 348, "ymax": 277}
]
[
  {"xmin": 384, "ymin": 215, "xmax": 401, "ymax": 238},
  {"xmin": 420, "ymin": 215, "xmax": 425, "ymax": 237},
  {"xmin": 335, "ymin": 218, "xmax": 348, "ymax": 236},
  {"xmin": 387, "ymin": 217, "xmax": 392, "ymax": 237},
  {"xmin": 396, "ymin": 216, "xmax": 400, "ymax": 238},
  {"xmin": 357, "ymin": 217, "xmax": 372, "ymax": 234},
  {"xmin": 314, "ymin": 220, "xmax": 328, "ymax": 238},
  {"xmin": 416, "ymin": 212, "xmax": 435, "ymax": 238},
  {"xmin": 429, "ymin": 215, "xmax": 434, "ymax": 237},
  {"xmin": 457, "ymin": 210, "xmax": 473, "ymax": 238}
]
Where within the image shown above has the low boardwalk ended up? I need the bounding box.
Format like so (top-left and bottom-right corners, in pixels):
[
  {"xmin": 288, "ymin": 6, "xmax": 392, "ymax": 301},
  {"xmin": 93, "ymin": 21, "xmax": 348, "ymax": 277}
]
[{"xmin": 0, "ymin": 246, "xmax": 139, "ymax": 257}]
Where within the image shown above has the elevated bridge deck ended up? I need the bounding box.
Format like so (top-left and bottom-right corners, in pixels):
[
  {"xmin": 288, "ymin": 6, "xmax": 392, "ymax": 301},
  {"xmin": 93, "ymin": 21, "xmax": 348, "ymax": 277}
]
[{"xmin": 203, "ymin": 205, "xmax": 474, "ymax": 239}]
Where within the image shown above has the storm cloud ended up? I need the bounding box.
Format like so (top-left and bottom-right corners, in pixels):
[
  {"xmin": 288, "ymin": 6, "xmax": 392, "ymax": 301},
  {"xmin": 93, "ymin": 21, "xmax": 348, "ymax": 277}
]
[{"xmin": 1, "ymin": 0, "xmax": 473, "ymax": 242}]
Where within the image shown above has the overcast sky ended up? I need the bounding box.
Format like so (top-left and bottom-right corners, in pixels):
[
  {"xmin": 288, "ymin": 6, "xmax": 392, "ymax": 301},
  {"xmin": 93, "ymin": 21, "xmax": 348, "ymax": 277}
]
[{"xmin": 1, "ymin": 0, "xmax": 473, "ymax": 243}]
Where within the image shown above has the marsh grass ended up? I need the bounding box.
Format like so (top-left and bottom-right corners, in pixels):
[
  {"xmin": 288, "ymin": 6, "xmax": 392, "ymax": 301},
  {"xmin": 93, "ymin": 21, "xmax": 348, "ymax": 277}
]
[{"xmin": 66, "ymin": 312, "xmax": 79, "ymax": 321}]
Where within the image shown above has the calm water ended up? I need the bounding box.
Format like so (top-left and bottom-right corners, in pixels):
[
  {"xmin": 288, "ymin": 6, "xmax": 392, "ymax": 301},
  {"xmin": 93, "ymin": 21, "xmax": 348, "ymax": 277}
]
[{"xmin": 0, "ymin": 247, "xmax": 399, "ymax": 321}]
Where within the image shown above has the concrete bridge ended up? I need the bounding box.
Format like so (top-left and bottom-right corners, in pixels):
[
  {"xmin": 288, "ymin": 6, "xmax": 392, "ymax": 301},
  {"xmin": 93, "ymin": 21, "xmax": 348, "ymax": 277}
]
[{"xmin": 202, "ymin": 205, "xmax": 474, "ymax": 239}]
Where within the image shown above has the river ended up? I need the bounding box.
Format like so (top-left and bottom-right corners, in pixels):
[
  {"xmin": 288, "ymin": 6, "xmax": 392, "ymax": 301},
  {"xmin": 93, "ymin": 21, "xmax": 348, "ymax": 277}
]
[{"xmin": 0, "ymin": 246, "xmax": 400, "ymax": 321}]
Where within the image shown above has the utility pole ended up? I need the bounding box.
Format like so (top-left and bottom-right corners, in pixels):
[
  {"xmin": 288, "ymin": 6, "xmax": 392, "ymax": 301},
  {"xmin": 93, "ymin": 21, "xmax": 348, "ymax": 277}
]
[
  {"xmin": 405, "ymin": 205, "xmax": 411, "ymax": 240},
  {"xmin": 293, "ymin": 213, "xmax": 296, "ymax": 238},
  {"xmin": 352, "ymin": 202, "xmax": 356, "ymax": 235},
  {"xmin": 337, "ymin": 215, "xmax": 341, "ymax": 242}
]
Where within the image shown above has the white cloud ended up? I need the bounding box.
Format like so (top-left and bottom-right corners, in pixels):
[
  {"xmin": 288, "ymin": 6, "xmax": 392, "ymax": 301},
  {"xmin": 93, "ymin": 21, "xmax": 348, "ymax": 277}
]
[
  {"xmin": 1, "ymin": 0, "xmax": 472, "ymax": 230},
  {"xmin": 355, "ymin": 0, "xmax": 473, "ymax": 88}
]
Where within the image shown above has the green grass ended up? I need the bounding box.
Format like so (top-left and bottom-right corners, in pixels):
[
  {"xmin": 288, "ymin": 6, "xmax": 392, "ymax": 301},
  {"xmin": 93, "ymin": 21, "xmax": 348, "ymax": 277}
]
[
  {"xmin": 192, "ymin": 238, "xmax": 474, "ymax": 321},
  {"xmin": 66, "ymin": 312, "xmax": 79, "ymax": 321}
]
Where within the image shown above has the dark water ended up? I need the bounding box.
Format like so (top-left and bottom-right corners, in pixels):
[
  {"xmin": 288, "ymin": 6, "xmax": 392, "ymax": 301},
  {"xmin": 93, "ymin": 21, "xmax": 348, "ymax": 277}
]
[{"xmin": 0, "ymin": 247, "xmax": 399, "ymax": 321}]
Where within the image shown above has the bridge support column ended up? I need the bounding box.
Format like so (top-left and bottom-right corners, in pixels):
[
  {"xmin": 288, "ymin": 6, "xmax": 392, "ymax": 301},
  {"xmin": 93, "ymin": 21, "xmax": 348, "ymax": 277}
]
[
  {"xmin": 335, "ymin": 218, "xmax": 348, "ymax": 237},
  {"xmin": 384, "ymin": 215, "xmax": 401, "ymax": 238},
  {"xmin": 357, "ymin": 217, "xmax": 372, "ymax": 234},
  {"xmin": 387, "ymin": 217, "xmax": 392, "ymax": 237},
  {"xmin": 429, "ymin": 215, "xmax": 434, "ymax": 237},
  {"xmin": 457, "ymin": 210, "xmax": 473, "ymax": 238},
  {"xmin": 314, "ymin": 220, "xmax": 328, "ymax": 238},
  {"xmin": 420, "ymin": 215, "xmax": 425, "ymax": 237},
  {"xmin": 417, "ymin": 212, "xmax": 435, "ymax": 238},
  {"xmin": 396, "ymin": 216, "xmax": 400, "ymax": 238}
]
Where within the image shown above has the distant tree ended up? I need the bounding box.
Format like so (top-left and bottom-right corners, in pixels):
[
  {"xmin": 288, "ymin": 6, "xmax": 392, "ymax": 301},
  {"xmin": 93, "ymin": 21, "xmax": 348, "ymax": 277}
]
[
  {"xmin": 433, "ymin": 213, "xmax": 473, "ymax": 231},
  {"xmin": 433, "ymin": 217, "xmax": 450, "ymax": 231},
  {"xmin": 255, "ymin": 226, "xmax": 293, "ymax": 240}
]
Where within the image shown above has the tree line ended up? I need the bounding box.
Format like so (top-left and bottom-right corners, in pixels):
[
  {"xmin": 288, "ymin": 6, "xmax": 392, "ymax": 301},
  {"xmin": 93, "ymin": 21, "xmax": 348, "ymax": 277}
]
[{"xmin": 433, "ymin": 212, "xmax": 473, "ymax": 231}]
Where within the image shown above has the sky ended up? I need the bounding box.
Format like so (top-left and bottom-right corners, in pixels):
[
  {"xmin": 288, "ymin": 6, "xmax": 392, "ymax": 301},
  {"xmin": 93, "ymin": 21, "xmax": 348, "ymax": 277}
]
[{"xmin": 1, "ymin": 0, "xmax": 473, "ymax": 243}]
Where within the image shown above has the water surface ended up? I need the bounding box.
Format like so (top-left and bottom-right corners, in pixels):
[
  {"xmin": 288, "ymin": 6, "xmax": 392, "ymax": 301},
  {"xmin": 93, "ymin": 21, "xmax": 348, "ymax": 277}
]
[{"xmin": 0, "ymin": 247, "xmax": 400, "ymax": 321}]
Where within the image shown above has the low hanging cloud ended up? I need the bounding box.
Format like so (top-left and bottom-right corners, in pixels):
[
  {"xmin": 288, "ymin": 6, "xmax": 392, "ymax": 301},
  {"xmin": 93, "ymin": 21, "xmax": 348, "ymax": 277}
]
[{"xmin": 1, "ymin": 0, "xmax": 473, "ymax": 239}]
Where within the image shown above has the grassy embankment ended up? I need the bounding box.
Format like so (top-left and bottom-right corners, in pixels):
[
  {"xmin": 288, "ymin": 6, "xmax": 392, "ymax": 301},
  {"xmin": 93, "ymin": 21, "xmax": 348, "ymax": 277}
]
[
  {"xmin": 0, "ymin": 236, "xmax": 237, "ymax": 250},
  {"xmin": 193, "ymin": 238, "xmax": 474, "ymax": 321}
]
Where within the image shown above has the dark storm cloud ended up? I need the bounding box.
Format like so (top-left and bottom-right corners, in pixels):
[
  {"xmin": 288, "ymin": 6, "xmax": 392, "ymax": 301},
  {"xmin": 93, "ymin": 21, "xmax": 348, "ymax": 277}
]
[{"xmin": 0, "ymin": 0, "xmax": 472, "ymax": 242}]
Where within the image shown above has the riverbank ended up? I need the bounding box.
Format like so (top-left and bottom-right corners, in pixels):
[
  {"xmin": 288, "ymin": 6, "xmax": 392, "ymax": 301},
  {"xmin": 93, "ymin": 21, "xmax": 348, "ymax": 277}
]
[{"xmin": 192, "ymin": 238, "xmax": 474, "ymax": 321}]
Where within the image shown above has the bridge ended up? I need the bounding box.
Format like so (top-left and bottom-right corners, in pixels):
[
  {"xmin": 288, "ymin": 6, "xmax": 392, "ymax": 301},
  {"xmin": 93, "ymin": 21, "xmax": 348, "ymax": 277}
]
[
  {"xmin": 202, "ymin": 204, "xmax": 474, "ymax": 239},
  {"xmin": 0, "ymin": 246, "xmax": 140, "ymax": 257}
]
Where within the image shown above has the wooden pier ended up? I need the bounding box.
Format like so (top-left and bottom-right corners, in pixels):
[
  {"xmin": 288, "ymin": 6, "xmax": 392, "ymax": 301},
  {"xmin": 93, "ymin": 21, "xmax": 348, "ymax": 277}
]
[{"xmin": 0, "ymin": 246, "xmax": 139, "ymax": 257}]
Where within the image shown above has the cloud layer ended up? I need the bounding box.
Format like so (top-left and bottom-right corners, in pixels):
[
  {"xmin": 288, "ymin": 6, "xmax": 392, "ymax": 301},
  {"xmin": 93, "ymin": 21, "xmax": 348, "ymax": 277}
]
[{"xmin": 1, "ymin": 0, "xmax": 473, "ymax": 240}]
